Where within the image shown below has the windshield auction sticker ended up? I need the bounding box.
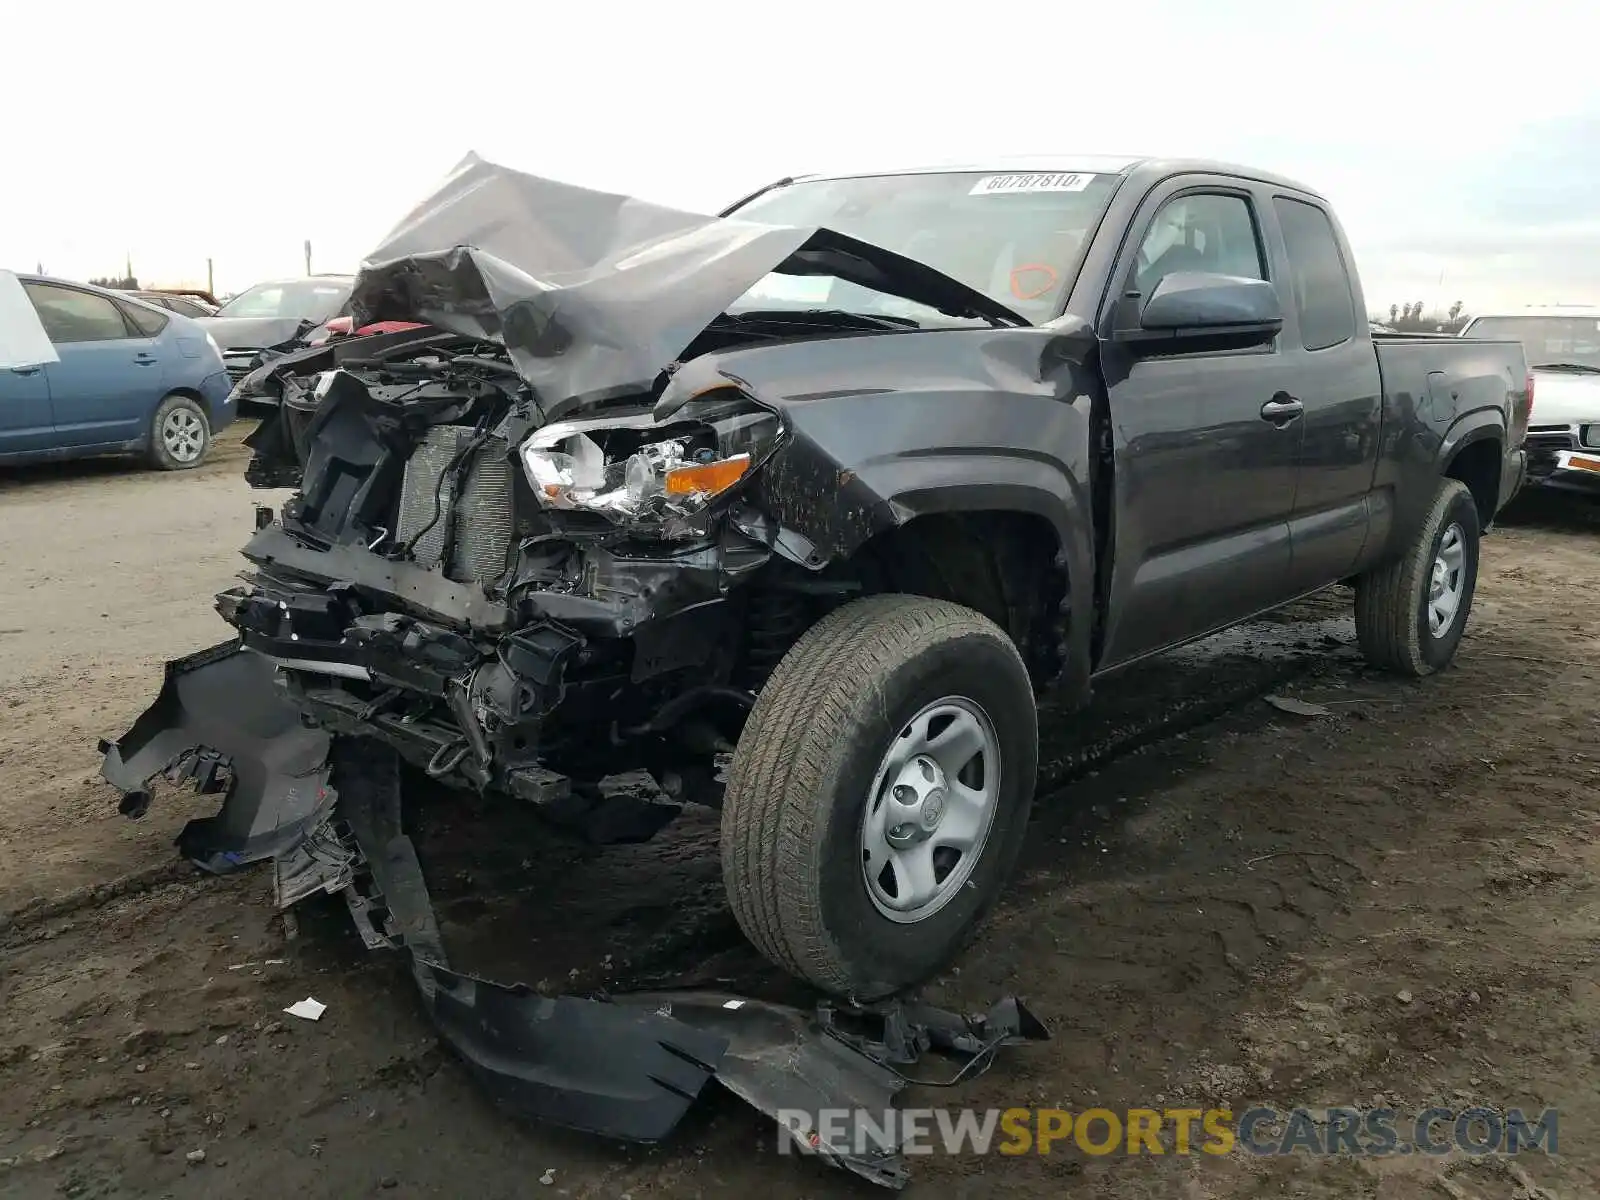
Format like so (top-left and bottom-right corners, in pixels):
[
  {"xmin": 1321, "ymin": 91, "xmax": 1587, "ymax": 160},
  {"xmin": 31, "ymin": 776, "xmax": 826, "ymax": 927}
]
[{"xmin": 969, "ymin": 172, "xmax": 1097, "ymax": 195}]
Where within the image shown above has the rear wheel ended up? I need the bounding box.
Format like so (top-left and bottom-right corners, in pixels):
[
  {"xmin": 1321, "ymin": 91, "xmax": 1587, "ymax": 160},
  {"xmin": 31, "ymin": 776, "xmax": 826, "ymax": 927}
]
[
  {"xmin": 719, "ymin": 593, "xmax": 1038, "ymax": 999},
  {"xmin": 147, "ymin": 394, "xmax": 211, "ymax": 471},
  {"xmin": 1354, "ymin": 477, "xmax": 1480, "ymax": 676}
]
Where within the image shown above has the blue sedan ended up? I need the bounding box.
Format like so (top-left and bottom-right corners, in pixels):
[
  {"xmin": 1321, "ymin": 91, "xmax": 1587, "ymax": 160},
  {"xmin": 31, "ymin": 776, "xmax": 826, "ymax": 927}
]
[{"xmin": 0, "ymin": 272, "xmax": 235, "ymax": 470}]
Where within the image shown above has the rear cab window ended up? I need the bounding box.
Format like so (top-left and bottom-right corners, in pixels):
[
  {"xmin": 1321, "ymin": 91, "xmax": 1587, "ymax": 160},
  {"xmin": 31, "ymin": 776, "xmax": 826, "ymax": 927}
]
[{"xmin": 1273, "ymin": 197, "xmax": 1356, "ymax": 351}]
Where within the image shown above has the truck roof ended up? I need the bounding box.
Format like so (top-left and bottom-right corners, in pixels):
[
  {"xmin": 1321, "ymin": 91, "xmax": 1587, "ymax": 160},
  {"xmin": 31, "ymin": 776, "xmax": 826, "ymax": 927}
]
[{"xmin": 793, "ymin": 155, "xmax": 1324, "ymax": 199}]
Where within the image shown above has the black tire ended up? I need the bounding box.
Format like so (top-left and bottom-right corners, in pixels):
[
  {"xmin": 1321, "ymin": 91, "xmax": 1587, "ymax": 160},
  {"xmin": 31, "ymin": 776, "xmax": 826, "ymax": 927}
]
[
  {"xmin": 147, "ymin": 393, "xmax": 211, "ymax": 471},
  {"xmin": 1354, "ymin": 478, "xmax": 1480, "ymax": 676},
  {"xmin": 720, "ymin": 593, "xmax": 1038, "ymax": 999}
]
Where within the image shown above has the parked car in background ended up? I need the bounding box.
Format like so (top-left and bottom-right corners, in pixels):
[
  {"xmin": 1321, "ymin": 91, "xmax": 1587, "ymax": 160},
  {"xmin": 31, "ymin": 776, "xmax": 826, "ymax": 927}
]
[
  {"xmin": 198, "ymin": 274, "xmax": 355, "ymax": 385},
  {"xmin": 134, "ymin": 290, "xmax": 219, "ymax": 318},
  {"xmin": 1460, "ymin": 306, "xmax": 1600, "ymax": 497},
  {"xmin": 0, "ymin": 271, "xmax": 234, "ymax": 469},
  {"xmin": 151, "ymin": 287, "xmax": 222, "ymax": 308}
]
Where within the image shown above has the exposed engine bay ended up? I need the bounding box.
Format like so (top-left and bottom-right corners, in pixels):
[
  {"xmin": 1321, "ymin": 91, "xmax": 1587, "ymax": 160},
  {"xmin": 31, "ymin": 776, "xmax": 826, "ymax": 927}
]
[{"xmin": 234, "ymin": 317, "xmax": 867, "ymax": 829}]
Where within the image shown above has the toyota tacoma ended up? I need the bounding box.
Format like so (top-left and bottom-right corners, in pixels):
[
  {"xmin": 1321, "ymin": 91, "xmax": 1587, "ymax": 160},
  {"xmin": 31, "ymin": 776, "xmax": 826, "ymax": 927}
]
[{"xmin": 99, "ymin": 152, "xmax": 1529, "ymax": 1178}]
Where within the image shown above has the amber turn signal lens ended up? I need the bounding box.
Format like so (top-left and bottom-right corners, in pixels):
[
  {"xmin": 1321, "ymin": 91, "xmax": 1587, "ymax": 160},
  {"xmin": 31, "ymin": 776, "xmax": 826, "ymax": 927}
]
[{"xmin": 664, "ymin": 453, "xmax": 751, "ymax": 496}]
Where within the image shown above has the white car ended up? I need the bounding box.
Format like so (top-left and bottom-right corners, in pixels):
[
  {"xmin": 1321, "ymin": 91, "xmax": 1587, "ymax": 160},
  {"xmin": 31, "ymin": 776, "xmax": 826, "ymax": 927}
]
[{"xmin": 1461, "ymin": 306, "xmax": 1600, "ymax": 498}]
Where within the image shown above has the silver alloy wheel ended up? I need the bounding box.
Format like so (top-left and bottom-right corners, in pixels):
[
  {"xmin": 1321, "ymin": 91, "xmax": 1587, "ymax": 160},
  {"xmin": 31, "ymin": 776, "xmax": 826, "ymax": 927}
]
[
  {"xmin": 161, "ymin": 407, "xmax": 205, "ymax": 464},
  {"xmin": 1427, "ymin": 522, "xmax": 1466, "ymax": 637},
  {"xmin": 860, "ymin": 696, "xmax": 1001, "ymax": 924}
]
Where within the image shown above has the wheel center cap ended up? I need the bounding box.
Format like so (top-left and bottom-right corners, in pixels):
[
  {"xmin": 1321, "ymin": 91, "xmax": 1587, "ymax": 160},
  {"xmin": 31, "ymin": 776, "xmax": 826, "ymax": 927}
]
[{"xmin": 884, "ymin": 754, "xmax": 951, "ymax": 845}]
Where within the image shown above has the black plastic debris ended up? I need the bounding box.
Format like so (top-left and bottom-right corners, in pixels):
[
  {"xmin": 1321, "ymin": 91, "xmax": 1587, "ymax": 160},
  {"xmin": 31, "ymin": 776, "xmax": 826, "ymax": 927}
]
[{"xmin": 99, "ymin": 647, "xmax": 1048, "ymax": 1188}]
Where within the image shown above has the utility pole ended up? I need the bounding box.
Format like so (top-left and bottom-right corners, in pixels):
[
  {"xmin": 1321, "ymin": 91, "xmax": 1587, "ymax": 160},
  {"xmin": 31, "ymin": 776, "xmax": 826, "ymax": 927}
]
[
  {"xmin": 304, "ymin": 240, "xmax": 312, "ymax": 275},
  {"xmin": 207, "ymin": 258, "xmax": 214, "ymax": 296}
]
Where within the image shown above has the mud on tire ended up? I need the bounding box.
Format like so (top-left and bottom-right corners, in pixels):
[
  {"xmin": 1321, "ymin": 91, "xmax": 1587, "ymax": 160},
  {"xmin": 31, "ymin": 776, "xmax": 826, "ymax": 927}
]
[
  {"xmin": 1354, "ymin": 477, "xmax": 1481, "ymax": 677},
  {"xmin": 719, "ymin": 593, "xmax": 1038, "ymax": 1000}
]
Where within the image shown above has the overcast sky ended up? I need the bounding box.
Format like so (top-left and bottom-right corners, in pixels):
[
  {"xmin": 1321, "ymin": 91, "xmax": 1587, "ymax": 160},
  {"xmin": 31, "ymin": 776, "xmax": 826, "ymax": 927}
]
[{"xmin": 4, "ymin": 0, "xmax": 1596, "ymax": 316}]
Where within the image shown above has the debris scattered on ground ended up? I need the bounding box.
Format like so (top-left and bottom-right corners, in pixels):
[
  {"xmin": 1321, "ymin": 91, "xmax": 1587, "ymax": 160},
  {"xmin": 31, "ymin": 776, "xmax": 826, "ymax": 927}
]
[
  {"xmin": 185, "ymin": 1149, "xmax": 206, "ymax": 1165},
  {"xmin": 1396, "ymin": 988, "xmax": 1414, "ymax": 1004},
  {"xmin": 284, "ymin": 997, "xmax": 326, "ymax": 1021},
  {"xmin": 1265, "ymin": 694, "xmax": 1334, "ymax": 717}
]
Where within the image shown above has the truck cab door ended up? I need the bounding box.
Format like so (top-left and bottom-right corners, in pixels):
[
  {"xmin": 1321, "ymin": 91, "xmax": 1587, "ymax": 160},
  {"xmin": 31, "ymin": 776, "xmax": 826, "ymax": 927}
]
[
  {"xmin": 22, "ymin": 281, "xmax": 163, "ymax": 449},
  {"xmin": 1095, "ymin": 182, "xmax": 1307, "ymax": 669},
  {"xmin": 1266, "ymin": 195, "xmax": 1383, "ymax": 594}
]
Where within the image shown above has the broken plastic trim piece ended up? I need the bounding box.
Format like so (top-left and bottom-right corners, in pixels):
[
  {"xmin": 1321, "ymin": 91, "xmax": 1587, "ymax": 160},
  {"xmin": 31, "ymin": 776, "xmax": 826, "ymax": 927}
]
[
  {"xmin": 98, "ymin": 645, "xmax": 1049, "ymax": 1188},
  {"xmin": 99, "ymin": 640, "xmax": 335, "ymax": 873},
  {"xmin": 330, "ymin": 740, "xmax": 1047, "ymax": 1186}
]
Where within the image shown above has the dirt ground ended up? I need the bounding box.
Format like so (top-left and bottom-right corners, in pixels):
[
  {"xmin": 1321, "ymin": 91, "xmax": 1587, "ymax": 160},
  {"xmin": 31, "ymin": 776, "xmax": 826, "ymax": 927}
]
[{"xmin": 3, "ymin": 427, "xmax": 1598, "ymax": 1200}]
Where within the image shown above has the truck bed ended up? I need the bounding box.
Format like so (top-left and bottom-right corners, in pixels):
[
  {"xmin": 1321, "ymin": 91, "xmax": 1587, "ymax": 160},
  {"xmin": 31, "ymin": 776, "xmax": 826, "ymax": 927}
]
[{"xmin": 1368, "ymin": 332, "xmax": 1528, "ymax": 541}]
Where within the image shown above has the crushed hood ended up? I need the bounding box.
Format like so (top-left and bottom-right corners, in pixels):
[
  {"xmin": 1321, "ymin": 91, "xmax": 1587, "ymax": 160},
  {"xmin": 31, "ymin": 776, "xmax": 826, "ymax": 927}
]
[{"xmin": 346, "ymin": 152, "xmax": 1026, "ymax": 419}]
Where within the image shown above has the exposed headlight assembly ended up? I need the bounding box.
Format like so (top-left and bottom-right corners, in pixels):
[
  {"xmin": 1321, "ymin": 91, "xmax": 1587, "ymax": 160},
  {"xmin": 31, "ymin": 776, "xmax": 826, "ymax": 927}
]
[{"xmin": 518, "ymin": 393, "xmax": 781, "ymax": 536}]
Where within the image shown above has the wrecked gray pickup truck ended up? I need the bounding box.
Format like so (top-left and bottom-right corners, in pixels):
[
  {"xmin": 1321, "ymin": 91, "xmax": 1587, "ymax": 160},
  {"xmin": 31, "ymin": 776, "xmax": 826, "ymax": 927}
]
[{"xmin": 101, "ymin": 152, "xmax": 1526, "ymax": 1181}]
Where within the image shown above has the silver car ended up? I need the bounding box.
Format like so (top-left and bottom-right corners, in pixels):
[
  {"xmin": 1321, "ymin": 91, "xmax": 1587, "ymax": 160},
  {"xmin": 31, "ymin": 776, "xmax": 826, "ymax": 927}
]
[{"xmin": 1461, "ymin": 306, "xmax": 1600, "ymax": 497}]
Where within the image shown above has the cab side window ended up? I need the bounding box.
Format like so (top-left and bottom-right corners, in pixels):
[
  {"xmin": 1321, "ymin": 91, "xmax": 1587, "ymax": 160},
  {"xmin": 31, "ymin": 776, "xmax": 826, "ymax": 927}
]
[
  {"xmin": 1133, "ymin": 193, "xmax": 1266, "ymax": 298},
  {"xmin": 1272, "ymin": 196, "xmax": 1356, "ymax": 351}
]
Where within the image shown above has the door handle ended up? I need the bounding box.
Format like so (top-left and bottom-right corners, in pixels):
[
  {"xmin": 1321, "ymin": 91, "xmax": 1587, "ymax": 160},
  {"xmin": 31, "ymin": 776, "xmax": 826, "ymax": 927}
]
[
  {"xmin": 9, "ymin": 366, "xmax": 41, "ymax": 376},
  {"xmin": 1260, "ymin": 395, "xmax": 1304, "ymax": 425},
  {"xmin": 134, "ymin": 353, "xmax": 157, "ymax": 365}
]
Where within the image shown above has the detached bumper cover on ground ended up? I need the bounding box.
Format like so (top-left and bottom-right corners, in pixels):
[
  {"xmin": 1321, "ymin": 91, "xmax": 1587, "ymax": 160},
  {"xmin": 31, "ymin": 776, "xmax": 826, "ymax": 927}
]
[{"xmin": 99, "ymin": 643, "xmax": 1047, "ymax": 1189}]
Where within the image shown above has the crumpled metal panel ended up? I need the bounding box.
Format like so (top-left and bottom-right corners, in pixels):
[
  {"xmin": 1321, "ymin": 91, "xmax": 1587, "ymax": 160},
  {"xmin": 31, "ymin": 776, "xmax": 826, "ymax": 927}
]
[{"xmin": 346, "ymin": 153, "xmax": 1025, "ymax": 420}]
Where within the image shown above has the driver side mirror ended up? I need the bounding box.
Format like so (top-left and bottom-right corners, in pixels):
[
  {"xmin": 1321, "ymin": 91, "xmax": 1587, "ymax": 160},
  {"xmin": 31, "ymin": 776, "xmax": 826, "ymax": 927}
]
[{"xmin": 1126, "ymin": 271, "xmax": 1283, "ymax": 348}]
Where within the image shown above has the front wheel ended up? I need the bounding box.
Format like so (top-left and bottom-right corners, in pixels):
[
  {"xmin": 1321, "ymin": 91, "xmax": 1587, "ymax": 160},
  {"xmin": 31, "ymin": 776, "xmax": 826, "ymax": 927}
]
[
  {"xmin": 1354, "ymin": 477, "xmax": 1481, "ymax": 676},
  {"xmin": 719, "ymin": 593, "xmax": 1038, "ymax": 999}
]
